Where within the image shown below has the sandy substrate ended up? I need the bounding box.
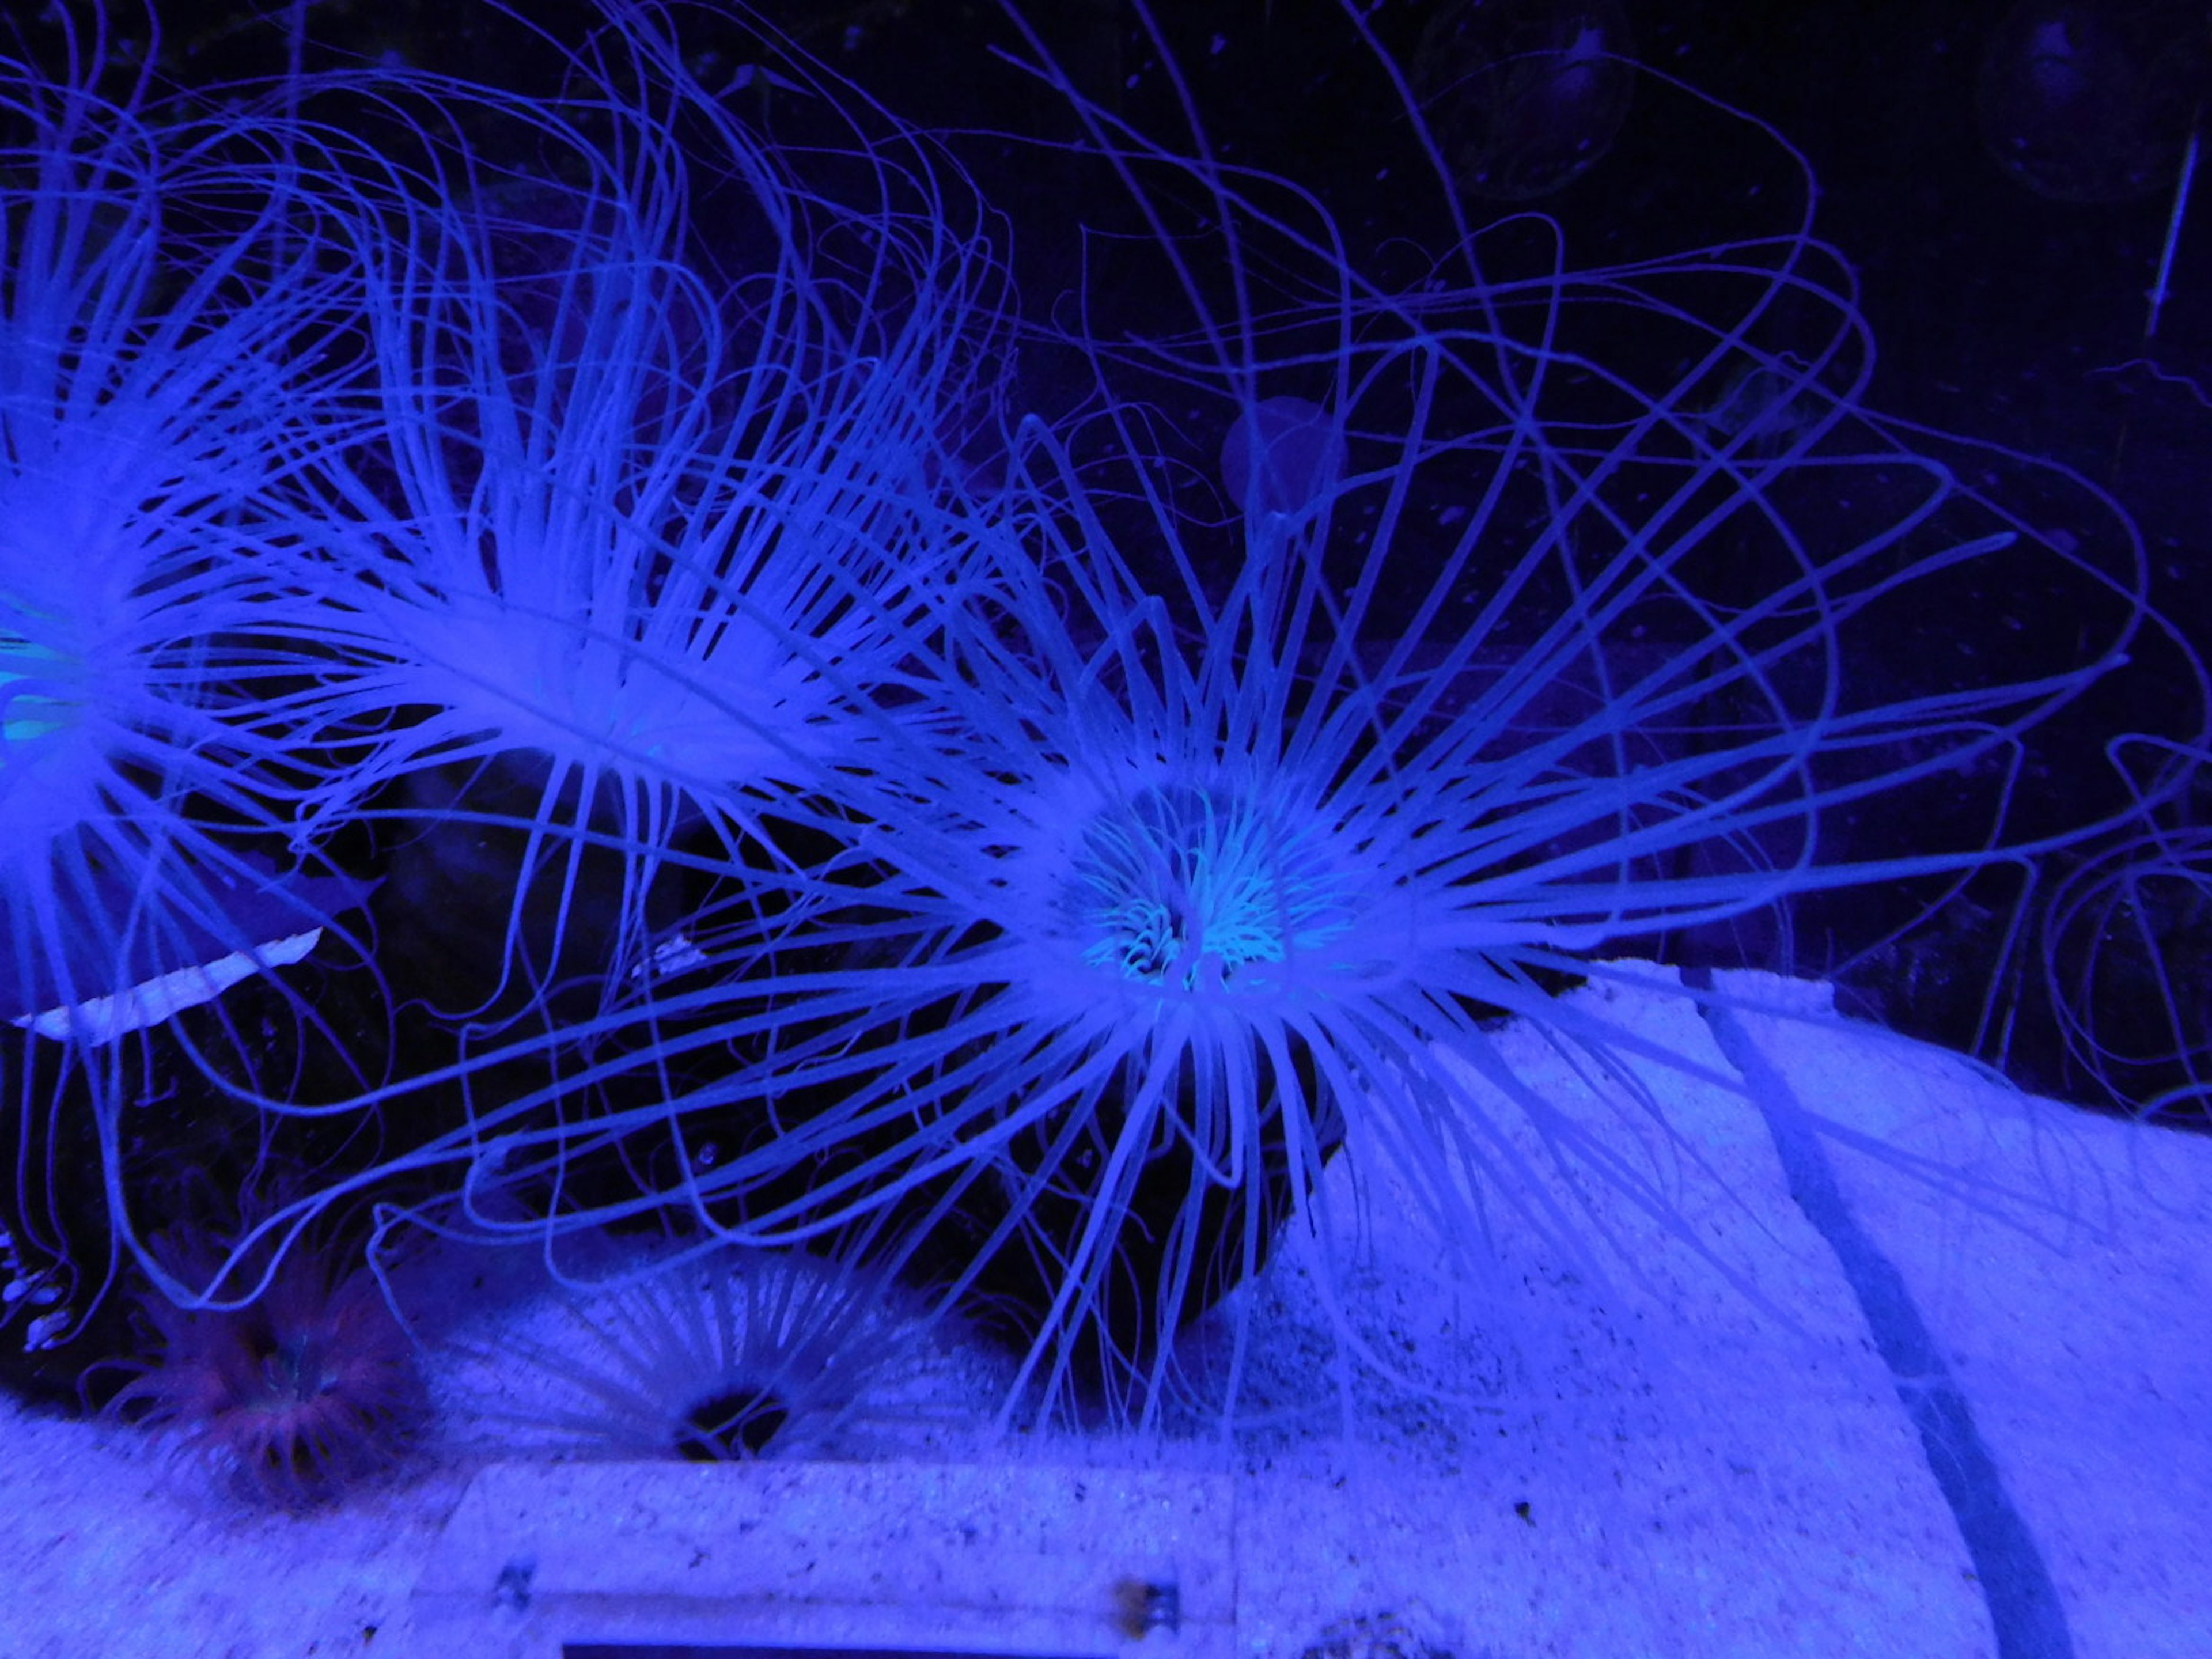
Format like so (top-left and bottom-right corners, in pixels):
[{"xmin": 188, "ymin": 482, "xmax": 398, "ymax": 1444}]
[{"xmin": 4, "ymin": 964, "xmax": 2206, "ymax": 1658}]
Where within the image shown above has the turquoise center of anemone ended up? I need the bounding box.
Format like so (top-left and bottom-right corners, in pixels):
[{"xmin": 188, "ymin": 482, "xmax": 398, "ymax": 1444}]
[
  {"xmin": 0, "ymin": 627, "xmax": 70, "ymax": 743},
  {"xmin": 1071, "ymin": 783, "xmax": 1350, "ymax": 990}
]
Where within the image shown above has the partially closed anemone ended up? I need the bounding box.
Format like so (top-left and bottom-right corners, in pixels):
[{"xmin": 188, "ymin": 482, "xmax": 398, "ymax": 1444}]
[{"xmin": 430, "ymin": 1237, "xmax": 948, "ymax": 1464}]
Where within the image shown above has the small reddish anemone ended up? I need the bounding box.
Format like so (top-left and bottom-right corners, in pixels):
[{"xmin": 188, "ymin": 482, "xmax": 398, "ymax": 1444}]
[{"xmin": 108, "ymin": 1234, "xmax": 425, "ymax": 1508}]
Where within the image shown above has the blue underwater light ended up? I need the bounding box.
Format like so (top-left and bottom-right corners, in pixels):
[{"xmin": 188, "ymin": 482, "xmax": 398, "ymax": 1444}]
[{"xmin": 0, "ymin": 0, "xmax": 2198, "ymax": 1464}]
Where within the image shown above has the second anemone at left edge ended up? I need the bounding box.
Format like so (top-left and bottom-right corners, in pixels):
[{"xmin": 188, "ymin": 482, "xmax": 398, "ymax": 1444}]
[{"xmin": 0, "ymin": 23, "xmax": 390, "ymax": 1367}]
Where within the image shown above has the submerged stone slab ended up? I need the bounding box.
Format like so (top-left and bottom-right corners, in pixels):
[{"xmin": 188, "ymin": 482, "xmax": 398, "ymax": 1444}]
[{"xmin": 411, "ymin": 1460, "xmax": 1231, "ymax": 1659}]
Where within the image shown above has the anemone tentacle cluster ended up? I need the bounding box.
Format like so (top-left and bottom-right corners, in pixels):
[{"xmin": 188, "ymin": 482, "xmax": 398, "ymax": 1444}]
[
  {"xmin": 0, "ymin": 0, "xmax": 2194, "ymax": 1478},
  {"xmin": 0, "ymin": 17, "xmax": 411, "ymax": 1360}
]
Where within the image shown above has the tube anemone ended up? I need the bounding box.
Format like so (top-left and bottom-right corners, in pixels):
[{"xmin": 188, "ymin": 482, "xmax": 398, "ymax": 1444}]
[
  {"xmin": 0, "ymin": 43, "xmax": 354, "ymax": 1022},
  {"xmin": 0, "ymin": 17, "xmax": 392, "ymax": 1350},
  {"xmin": 276, "ymin": 12, "xmax": 1015, "ymax": 1018}
]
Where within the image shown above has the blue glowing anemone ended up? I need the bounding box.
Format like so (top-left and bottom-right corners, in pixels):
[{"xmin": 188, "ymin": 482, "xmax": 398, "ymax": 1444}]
[
  {"xmin": 1, "ymin": 19, "xmax": 387, "ymax": 1349},
  {"xmin": 0, "ymin": 45, "xmax": 350, "ymax": 1014},
  {"xmin": 270, "ymin": 17, "xmax": 1013, "ymax": 1020}
]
